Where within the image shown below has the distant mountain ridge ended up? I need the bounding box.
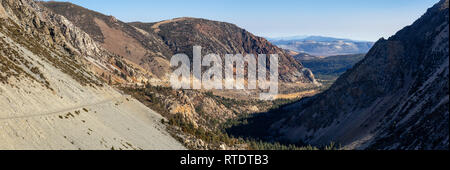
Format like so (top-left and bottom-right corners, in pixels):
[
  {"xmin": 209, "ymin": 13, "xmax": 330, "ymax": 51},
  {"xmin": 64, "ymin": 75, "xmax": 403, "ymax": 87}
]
[
  {"xmin": 269, "ymin": 36, "xmax": 374, "ymax": 57},
  {"xmin": 268, "ymin": 35, "xmax": 370, "ymax": 42}
]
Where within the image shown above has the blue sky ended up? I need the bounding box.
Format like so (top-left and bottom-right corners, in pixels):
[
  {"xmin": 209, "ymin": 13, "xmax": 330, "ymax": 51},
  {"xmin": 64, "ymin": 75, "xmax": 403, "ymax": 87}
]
[{"xmin": 45, "ymin": 0, "xmax": 439, "ymax": 41}]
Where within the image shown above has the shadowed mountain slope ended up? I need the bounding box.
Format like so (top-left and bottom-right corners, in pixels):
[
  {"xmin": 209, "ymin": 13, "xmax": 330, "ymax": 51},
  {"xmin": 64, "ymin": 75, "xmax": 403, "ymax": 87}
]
[{"xmin": 231, "ymin": 0, "xmax": 449, "ymax": 150}]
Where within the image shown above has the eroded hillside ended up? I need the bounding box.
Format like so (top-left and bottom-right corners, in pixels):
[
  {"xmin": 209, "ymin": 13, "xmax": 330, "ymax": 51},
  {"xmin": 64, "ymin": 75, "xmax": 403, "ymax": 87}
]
[{"xmin": 0, "ymin": 0, "xmax": 184, "ymax": 150}]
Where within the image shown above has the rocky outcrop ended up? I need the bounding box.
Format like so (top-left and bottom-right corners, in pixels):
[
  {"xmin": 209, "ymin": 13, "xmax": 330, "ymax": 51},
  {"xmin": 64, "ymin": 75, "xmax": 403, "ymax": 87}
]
[
  {"xmin": 0, "ymin": 2, "xmax": 6, "ymax": 18},
  {"xmin": 40, "ymin": 2, "xmax": 176, "ymax": 79},
  {"xmin": 0, "ymin": 0, "xmax": 184, "ymax": 150},
  {"xmin": 3, "ymin": 0, "xmax": 152, "ymax": 86},
  {"xmin": 124, "ymin": 84, "xmax": 287, "ymax": 150}
]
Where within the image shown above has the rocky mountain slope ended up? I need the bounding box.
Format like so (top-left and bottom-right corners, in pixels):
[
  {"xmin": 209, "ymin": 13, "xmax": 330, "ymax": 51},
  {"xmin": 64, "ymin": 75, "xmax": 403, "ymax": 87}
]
[
  {"xmin": 41, "ymin": 2, "xmax": 173, "ymax": 80},
  {"xmin": 41, "ymin": 2, "xmax": 318, "ymax": 85},
  {"xmin": 130, "ymin": 18, "xmax": 316, "ymax": 83},
  {"xmin": 0, "ymin": 0, "xmax": 184, "ymax": 150},
  {"xmin": 270, "ymin": 36, "xmax": 374, "ymax": 57},
  {"xmin": 232, "ymin": 0, "xmax": 449, "ymax": 150}
]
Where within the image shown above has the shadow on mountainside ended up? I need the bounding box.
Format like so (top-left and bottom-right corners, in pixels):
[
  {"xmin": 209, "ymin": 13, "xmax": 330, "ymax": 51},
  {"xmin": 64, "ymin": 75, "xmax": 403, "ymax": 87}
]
[{"xmin": 225, "ymin": 96, "xmax": 316, "ymax": 146}]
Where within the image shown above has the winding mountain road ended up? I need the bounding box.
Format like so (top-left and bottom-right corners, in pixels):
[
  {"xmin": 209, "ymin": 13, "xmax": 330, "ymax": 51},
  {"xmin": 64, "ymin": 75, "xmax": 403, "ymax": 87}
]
[{"xmin": 0, "ymin": 96, "xmax": 130, "ymax": 120}]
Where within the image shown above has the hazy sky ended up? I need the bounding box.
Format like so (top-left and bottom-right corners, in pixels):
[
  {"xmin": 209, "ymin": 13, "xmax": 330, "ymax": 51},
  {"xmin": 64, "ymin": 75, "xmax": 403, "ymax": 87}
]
[{"xmin": 45, "ymin": 0, "xmax": 439, "ymax": 41}]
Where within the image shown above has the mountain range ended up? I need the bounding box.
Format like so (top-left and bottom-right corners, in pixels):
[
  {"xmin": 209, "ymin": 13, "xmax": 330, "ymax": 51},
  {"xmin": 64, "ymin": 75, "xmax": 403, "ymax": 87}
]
[
  {"xmin": 42, "ymin": 2, "xmax": 318, "ymax": 85},
  {"xmin": 269, "ymin": 36, "xmax": 374, "ymax": 57},
  {"xmin": 0, "ymin": 0, "xmax": 448, "ymax": 150}
]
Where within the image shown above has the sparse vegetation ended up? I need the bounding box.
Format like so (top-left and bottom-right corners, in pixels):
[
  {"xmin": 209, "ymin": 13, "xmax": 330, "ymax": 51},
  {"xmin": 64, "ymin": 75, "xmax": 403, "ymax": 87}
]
[
  {"xmin": 121, "ymin": 84, "xmax": 323, "ymax": 150},
  {"xmin": 0, "ymin": 18, "xmax": 102, "ymax": 88},
  {"xmin": 246, "ymin": 140, "xmax": 318, "ymax": 150}
]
